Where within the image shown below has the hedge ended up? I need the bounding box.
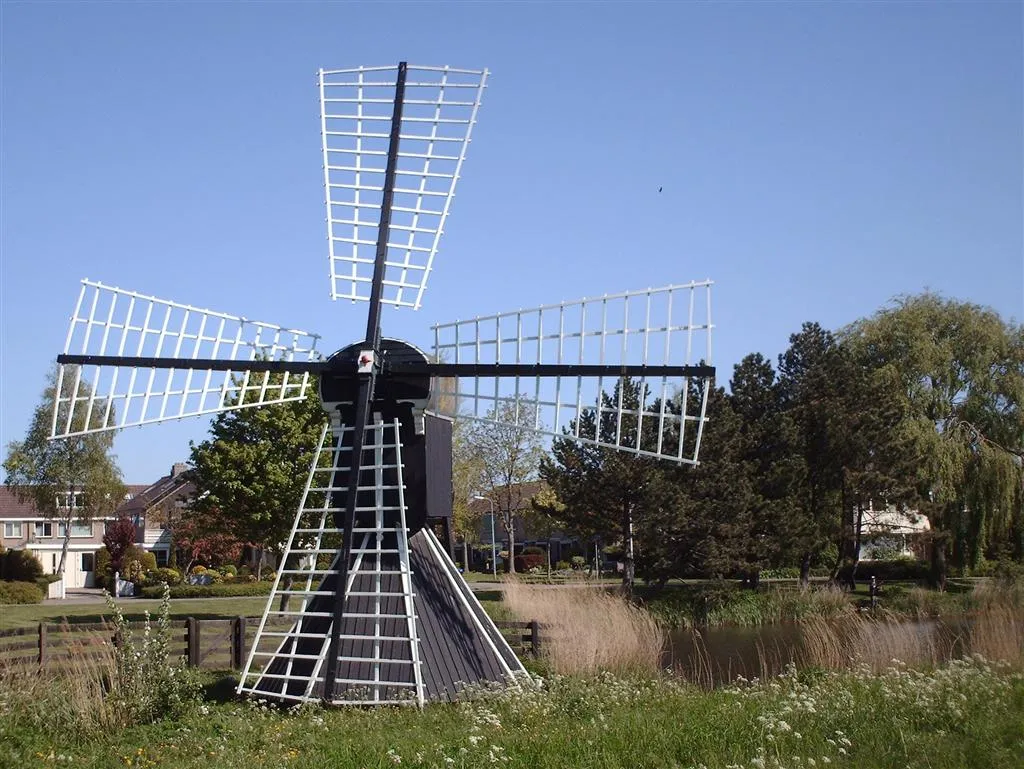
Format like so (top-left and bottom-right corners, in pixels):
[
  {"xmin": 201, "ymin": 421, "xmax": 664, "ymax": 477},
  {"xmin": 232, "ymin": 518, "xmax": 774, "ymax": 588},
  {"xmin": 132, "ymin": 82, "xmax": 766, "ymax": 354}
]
[
  {"xmin": 0, "ymin": 549, "xmax": 43, "ymax": 583},
  {"xmin": 139, "ymin": 581, "xmax": 274, "ymax": 599},
  {"xmin": 0, "ymin": 580, "xmax": 45, "ymax": 605},
  {"xmin": 854, "ymin": 559, "xmax": 930, "ymax": 582}
]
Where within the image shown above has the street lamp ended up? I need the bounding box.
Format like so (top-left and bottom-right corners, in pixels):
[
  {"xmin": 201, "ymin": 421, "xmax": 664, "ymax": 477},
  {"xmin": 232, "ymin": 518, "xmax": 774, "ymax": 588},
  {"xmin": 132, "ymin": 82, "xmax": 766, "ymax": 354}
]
[{"xmin": 473, "ymin": 495, "xmax": 498, "ymax": 577}]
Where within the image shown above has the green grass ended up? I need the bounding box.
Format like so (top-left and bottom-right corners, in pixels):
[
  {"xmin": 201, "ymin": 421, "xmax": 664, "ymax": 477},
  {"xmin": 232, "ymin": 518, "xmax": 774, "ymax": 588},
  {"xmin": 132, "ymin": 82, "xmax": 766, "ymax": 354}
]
[
  {"xmin": 0, "ymin": 595, "xmax": 509, "ymax": 632},
  {"xmin": 3, "ymin": 660, "xmax": 1022, "ymax": 768},
  {"xmin": 0, "ymin": 596, "xmax": 272, "ymax": 630}
]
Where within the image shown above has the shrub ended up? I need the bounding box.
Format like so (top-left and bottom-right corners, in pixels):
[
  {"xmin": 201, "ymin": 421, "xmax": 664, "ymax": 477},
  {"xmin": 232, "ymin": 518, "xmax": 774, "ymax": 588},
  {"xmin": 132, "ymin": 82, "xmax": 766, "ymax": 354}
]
[
  {"xmin": 35, "ymin": 574, "xmax": 60, "ymax": 593},
  {"xmin": 142, "ymin": 567, "xmax": 182, "ymax": 587},
  {"xmin": 555, "ymin": 560, "xmax": 571, "ymax": 571},
  {"xmin": 106, "ymin": 585, "xmax": 201, "ymax": 723},
  {"xmin": 94, "ymin": 546, "xmax": 112, "ymax": 589},
  {"xmin": 138, "ymin": 581, "xmax": 273, "ymax": 599},
  {"xmin": 855, "ymin": 558, "xmax": 929, "ymax": 582},
  {"xmin": 522, "ymin": 546, "xmax": 545, "ymax": 556},
  {"xmin": 237, "ymin": 565, "xmax": 252, "ymax": 579},
  {"xmin": 220, "ymin": 564, "xmax": 237, "ymax": 577},
  {"xmin": 123, "ymin": 546, "xmax": 157, "ymax": 574},
  {"xmin": 570, "ymin": 555, "xmax": 586, "ymax": 570},
  {"xmin": 762, "ymin": 567, "xmax": 800, "ymax": 580},
  {"xmin": 0, "ymin": 580, "xmax": 44, "ymax": 604},
  {"xmin": 0, "ymin": 549, "xmax": 43, "ymax": 582},
  {"xmin": 514, "ymin": 553, "xmax": 546, "ymax": 572}
]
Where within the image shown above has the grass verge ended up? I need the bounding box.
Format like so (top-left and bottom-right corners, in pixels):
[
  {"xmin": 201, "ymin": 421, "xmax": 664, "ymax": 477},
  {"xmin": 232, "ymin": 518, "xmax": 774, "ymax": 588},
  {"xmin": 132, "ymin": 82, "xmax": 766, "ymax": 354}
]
[
  {"xmin": 2, "ymin": 660, "xmax": 1022, "ymax": 769},
  {"xmin": 0, "ymin": 596, "xmax": 272, "ymax": 630}
]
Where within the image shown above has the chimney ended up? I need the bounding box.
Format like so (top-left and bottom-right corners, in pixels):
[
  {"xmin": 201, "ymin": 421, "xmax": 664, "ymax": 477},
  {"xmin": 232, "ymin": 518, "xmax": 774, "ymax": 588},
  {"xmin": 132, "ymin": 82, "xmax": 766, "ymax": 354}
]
[{"xmin": 171, "ymin": 463, "xmax": 189, "ymax": 477}]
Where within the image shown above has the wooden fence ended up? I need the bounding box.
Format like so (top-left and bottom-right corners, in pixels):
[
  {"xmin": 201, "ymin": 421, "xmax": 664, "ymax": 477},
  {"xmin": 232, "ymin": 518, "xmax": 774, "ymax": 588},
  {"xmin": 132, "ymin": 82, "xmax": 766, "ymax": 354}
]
[{"xmin": 0, "ymin": 618, "xmax": 541, "ymax": 671}]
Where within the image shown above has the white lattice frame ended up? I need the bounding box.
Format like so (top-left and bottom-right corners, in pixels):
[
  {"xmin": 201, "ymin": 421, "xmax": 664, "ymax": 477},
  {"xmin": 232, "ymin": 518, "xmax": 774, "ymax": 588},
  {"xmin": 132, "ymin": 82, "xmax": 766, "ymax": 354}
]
[
  {"xmin": 319, "ymin": 64, "xmax": 488, "ymax": 309},
  {"xmin": 432, "ymin": 282, "xmax": 714, "ymax": 464},
  {"xmin": 51, "ymin": 280, "xmax": 321, "ymax": 438}
]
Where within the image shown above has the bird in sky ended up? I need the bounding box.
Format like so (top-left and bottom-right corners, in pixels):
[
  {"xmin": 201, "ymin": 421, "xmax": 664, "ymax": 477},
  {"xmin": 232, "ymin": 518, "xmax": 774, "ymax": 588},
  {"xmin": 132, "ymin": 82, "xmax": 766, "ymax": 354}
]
[{"xmin": 658, "ymin": 186, "xmax": 663, "ymax": 193}]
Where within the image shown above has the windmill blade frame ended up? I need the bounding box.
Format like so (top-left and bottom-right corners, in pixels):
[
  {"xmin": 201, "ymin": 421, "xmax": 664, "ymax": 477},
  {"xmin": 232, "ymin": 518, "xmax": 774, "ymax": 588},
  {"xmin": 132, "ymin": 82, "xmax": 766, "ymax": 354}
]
[
  {"xmin": 320, "ymin": 64, "xmax": 488, "ymax": 309},
  {"xmin": 428, "ymin": 282, "xmax": 715, "ymax": 464},
  {"xmin": 51, "ymin": 280, "xmax": 321, "ymax": 438}
]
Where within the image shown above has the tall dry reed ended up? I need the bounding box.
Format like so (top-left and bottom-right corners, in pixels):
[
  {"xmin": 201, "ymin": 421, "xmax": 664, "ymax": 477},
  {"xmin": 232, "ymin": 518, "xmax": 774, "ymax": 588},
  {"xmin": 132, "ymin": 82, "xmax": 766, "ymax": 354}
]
[
  {"xmin": 502, "ymin": 580, "xmax": 665, "ymax": 675},
  {"xmin": 0, "ymin": 625, "xmax": 120, "ymax": 736}
]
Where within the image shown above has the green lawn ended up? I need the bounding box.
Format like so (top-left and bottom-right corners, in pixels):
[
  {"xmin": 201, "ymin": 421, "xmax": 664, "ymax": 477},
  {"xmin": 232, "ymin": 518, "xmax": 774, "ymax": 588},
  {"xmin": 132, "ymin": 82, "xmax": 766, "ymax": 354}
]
[
  {"xmin": 0, "ymin": 595, "xmax": 510, "ymax": 630},
  {"xmin": 0, "ymin": 596, "xmax": 271, "ymax": 630}
]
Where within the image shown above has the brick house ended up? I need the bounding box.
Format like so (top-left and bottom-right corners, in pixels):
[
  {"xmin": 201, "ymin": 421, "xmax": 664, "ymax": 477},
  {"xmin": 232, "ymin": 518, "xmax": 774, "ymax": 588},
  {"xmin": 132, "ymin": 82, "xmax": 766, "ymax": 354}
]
[{"xmin": 0, "ymin": 463, "xmax": 193, "ymax": 588}]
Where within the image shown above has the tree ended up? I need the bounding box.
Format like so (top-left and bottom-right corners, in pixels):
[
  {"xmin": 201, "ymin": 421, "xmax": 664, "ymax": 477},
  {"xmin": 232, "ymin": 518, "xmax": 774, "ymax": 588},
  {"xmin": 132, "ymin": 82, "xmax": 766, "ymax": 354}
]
[
  {"xmin": 174, "ymin": 515, "xmax": 244, "ymax": 574},
  {"xmin": 846, "ymin": 293, "xmax": 1024, "ymax": 588},
  {"xmin": 188, "ymin": 374, "xmax": 327, "ymax": 579},
  {"xmin": 540, "ymin": 378, "xmax": 667, "ymax": 593},
  {"xmin": 776, "ymin": 323, "xmax": 848, "ymax": 585},
  {"xmin": 103, "ymin": 516, "xmax": 137, "ymax": 573},
  {"xmin": 451, "ymin": 416, "xmax": 486, "ymax": 570},
  {"xmin": 727, "ymin": 353, "xmax": 801, "ymax": 587},
  {"xmin": 639, "ymin": 384, "xmax": 756, "ymax": 587},
  {"xmin": 3, "ymin": 365, "xmax": 125, "ymax": 580},
  {"xmin": 463, "ymin": 400, "xmax": 546, "ymax": 573}
]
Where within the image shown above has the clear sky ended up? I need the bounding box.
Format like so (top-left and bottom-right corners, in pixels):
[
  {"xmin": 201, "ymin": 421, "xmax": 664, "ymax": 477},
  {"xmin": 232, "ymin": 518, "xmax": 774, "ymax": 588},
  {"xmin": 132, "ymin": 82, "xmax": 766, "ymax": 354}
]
[{"xmin": 1, "ymin": 1, "xmax": 1021, "ymax": 484}]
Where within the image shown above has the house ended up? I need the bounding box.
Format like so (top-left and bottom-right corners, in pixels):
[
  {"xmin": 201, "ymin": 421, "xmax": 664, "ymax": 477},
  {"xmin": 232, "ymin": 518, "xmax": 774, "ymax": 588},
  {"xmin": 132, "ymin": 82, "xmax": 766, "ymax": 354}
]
[
  {"xmin": 0, "ymin": 484, "xmax": 146, "ymax": 588},
  {"xmin": 858, "ymin": 501, "xmax": 931, "ymax": 561},
  {"xmin": 465, "ymin": 481, "xmax": 581, "ymax": 569},
  {"xmin": 115, "ymin": 463, "xmax": 194, "ymax": 567},
  {"xmin": 0, "ymin": 463, "xmax": 193, "ymax": 588}
]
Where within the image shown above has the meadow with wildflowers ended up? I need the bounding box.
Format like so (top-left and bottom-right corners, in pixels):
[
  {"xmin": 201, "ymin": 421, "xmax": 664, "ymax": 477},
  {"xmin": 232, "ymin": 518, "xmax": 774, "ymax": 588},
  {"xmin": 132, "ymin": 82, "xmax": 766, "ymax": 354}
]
[
  {"xmin": 2, "ymin": 658, "xmax": 1022, "ymax": 769},
  {"xmin": 1, "ymin": 584, "xmax": 1022, "ymax": 768}
]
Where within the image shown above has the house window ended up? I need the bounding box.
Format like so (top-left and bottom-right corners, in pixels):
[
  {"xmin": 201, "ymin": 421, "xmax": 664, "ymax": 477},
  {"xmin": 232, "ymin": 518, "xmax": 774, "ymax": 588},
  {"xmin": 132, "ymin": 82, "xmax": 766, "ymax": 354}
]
[
  {"xmin": 155, "ymin": 549, "xmax": 168, "ymax": 567},
  {"xmin": 34, "ymin": 522, "xmax": 53, "ymax": 538},
  {"xmin": 81, "ymin": 552, "xmax": 95, "ymax": 572},
  {"xmin": 3, "ymin": 522, "xmax": 22, "ymax": 538},
  {"xmin": 55, "ymin": 491, "xmax": 84, "ymax": 511},
  {"xmin": 58, "ymin": 521, "xmax": 93, "ymax": 538}
]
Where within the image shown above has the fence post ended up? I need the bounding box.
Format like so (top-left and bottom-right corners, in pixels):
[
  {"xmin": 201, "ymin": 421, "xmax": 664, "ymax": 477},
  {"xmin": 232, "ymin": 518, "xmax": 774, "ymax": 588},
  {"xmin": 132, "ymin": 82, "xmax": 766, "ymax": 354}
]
[
  {"xmin": 530, "ymin": 619, "xmax": 540, "ymax": 657},
  {"xmin": 38, "ymin": 623, "xmax": 47, "ymax": 668},
  {"xmin": 232, "ymin": 616, "xmax": 247, "ymax": 670},
  {"xmin": 186, "ymin": 617, "xmax": 200, "ymax": 667}
]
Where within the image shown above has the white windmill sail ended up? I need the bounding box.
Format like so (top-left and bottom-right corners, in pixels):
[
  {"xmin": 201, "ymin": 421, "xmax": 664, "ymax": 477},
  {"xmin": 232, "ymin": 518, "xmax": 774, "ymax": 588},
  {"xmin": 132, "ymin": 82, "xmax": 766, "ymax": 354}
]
[
  {"xmin": 319, "ymin": 64, "xmax": 488, "ymax": 309},
  {"xmin": 51, "ymin": 280, "xmax": 321, "ymax": 438},
  {"xmin": 431, "ymin": 282, "xmax": 715, "ymax": 465}
]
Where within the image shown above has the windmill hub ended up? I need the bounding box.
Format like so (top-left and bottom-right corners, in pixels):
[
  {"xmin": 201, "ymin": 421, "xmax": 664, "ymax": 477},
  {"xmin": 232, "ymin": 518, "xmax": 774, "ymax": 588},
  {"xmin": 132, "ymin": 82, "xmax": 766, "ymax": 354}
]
[{"xmin": 319, "ymin": 338, "xmax": 432, "ymax": 433}]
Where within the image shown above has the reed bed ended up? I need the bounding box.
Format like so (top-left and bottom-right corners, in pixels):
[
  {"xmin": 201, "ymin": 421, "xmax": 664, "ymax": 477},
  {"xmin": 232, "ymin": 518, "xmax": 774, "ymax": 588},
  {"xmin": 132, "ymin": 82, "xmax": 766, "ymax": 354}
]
[{"xmin": 502, "ymin": 580, "xmax": 665, "ymax": 675}]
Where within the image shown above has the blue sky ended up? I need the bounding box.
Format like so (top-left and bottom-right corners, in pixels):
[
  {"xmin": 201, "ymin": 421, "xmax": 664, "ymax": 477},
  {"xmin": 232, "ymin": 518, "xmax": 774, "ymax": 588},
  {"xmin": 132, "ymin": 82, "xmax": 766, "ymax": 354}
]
[{"xmin": 2, "ymin": 1, "xmax": 1021, "ymax": 484}]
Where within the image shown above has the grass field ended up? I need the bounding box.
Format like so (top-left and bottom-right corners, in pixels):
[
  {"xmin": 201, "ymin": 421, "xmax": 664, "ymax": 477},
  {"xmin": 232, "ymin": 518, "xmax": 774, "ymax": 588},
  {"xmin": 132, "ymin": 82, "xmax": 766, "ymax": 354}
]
[
  {"xmin": 3, "ymin": 660, "xmax": 1022, "ymax": 769},
  {"xmin": 1, "ymin": 597, "xmax": 286, "ymax": 630},
  {"xmin": 0, "ymin": 595, "xmax": 509, "ymax": 631}
]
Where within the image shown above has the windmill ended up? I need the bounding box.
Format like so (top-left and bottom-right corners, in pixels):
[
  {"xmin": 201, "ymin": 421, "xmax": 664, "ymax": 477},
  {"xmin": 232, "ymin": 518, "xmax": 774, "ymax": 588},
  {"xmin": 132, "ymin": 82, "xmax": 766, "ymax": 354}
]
[{"xmin": 49, "ymin": 62, "xmax": 715, "ymax": 706}]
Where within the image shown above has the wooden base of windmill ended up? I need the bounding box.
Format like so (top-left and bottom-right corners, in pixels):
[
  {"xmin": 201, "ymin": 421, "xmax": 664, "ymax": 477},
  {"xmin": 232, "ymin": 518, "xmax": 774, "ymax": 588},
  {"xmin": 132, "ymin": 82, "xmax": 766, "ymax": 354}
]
[{"xmin": 236, "ymin": 417, "xmax": 524, "ymax": 706}]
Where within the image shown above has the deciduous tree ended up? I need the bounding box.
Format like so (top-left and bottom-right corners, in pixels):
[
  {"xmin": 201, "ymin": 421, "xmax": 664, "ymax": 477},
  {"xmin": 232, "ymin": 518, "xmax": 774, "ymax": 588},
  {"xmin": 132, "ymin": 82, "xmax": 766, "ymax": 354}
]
[
  {"xmin": 463, "ymin": 400, "xmax": 546, "ymax": 573},
  {"xmin": 188, "ymin": 375, "xmax": 327, "ymax": 578},
  {"xmin": 847, "ymin": 293, "xmax": 1024, "ymax": 587},
  {"xmin": 3, "ymin": 365, "xmax": 125, "ymax": 580}
]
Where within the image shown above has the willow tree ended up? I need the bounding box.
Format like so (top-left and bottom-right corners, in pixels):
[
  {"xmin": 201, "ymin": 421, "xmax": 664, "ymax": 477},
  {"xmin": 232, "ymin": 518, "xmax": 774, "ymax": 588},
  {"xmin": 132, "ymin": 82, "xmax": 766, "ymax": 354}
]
[
  {"xmin": 3, "ymin": 364, "xmax": 125, "ymax": 579},
  {"xmin": 847, "ymin": 293, "xmax": 1024, "ymax": 587}
]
